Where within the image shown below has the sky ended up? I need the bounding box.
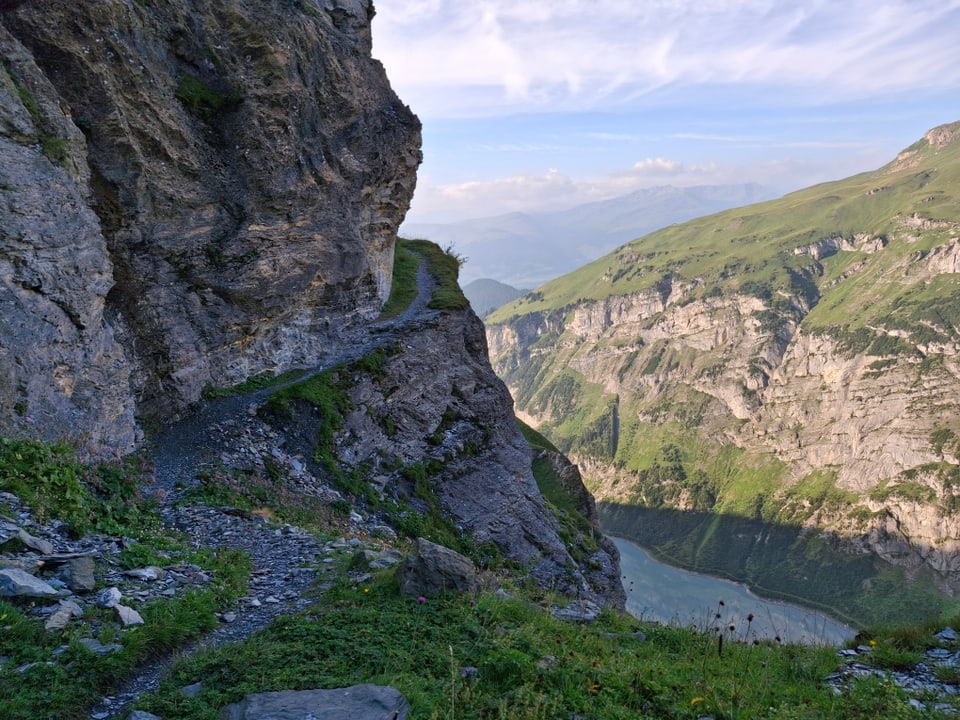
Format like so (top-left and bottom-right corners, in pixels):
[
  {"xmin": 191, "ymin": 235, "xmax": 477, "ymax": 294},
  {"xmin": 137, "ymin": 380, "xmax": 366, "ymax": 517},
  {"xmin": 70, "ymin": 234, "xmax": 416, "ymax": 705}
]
[{"xmin": 370, "ymin": 0, "xmax": 960, "ymax": 225}]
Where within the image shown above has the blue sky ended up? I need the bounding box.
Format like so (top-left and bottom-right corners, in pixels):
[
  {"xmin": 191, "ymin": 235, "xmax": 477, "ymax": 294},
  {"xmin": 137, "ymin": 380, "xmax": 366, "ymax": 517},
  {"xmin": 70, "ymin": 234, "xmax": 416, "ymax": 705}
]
[{"xmin": 372, "ymin": 1, "xmax": 960, "ymax": 224}]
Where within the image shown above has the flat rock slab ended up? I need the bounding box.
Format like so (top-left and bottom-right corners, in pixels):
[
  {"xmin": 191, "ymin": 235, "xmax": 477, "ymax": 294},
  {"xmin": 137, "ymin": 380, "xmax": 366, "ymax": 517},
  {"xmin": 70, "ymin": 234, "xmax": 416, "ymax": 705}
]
[
  {"xmin": 218, "ymin": 684, "xmax": 409, "ymax": 720},
  {"xmin": 0, "ymin": 567, "xmax": 59, "ymax": 597}
]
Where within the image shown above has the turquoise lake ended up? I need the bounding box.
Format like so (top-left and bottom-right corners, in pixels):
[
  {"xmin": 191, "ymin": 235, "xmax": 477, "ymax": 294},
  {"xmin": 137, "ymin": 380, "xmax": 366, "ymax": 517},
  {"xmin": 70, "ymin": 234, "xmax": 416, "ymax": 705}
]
[{"xmin": 612, "ymin": 536, "xmax": 855, "ymax": 646}]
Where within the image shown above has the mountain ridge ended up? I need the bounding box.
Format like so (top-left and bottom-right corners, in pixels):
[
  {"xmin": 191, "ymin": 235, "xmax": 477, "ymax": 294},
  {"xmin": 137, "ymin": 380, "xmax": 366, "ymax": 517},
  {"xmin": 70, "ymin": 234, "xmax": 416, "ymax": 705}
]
[
  {"xmin": 486, "ymin": 120, "xmax": 960, "ymax": 620},
  {"xmin": 404, "ymin": 182, "xmax": 773, "ymax": 287}
]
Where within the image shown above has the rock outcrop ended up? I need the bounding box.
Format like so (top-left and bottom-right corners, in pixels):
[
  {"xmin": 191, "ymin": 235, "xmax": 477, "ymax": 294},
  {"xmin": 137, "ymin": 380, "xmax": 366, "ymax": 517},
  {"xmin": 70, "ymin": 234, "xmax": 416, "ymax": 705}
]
[
  {"xmin": 274, "ymin": 302, "xmax": 624, "ymax": 607},
  {"xmin": 0, "ymin": 0, "xmax": 420, "ymax": 450}
]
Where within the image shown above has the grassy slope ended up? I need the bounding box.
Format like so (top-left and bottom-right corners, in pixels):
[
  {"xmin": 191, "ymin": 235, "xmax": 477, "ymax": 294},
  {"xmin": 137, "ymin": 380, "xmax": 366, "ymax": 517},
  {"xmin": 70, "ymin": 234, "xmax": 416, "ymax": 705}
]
[
  {"xmin": 485, "ymin": 123, "xmax": 960, "ymax": 627},
  {"xmin": 489, "ymin": 123, "xmax": 960, "ymax": 329}
]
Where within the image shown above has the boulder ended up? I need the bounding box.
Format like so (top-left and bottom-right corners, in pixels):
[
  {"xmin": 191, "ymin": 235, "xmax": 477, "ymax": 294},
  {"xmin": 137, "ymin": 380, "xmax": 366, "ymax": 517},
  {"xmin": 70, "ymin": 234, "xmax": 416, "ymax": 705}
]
[
  {"xmin": 396, "ymin": 537, "xmax": 480, "ymax": 599},
  {"xmin": 0, "ymin": 567, "xmax": 59, "ymax": 598},
  {"xmin": 66, "ymin": 556, "xmax": 96, "ymax": 592},
  {"xmin": 218, "ymin": 685, "xmax": 409, "ymax": 720}
]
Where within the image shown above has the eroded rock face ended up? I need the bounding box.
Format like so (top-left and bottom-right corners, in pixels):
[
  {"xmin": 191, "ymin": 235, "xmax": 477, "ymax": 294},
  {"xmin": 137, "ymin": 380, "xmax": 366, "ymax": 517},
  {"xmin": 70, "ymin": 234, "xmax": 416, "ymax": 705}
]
[
  {"xmin": 280, "ymin": 306, "xmax": 625, "ymax": 608},
  {"xmin": 0, "ymin": 0, "xmax": 420, "ymax": 448}
]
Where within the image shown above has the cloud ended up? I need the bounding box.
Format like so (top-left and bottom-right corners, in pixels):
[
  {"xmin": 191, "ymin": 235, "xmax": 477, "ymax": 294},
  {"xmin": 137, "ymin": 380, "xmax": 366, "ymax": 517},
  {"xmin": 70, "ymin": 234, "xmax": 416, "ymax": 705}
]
[
  {"xmin": 375, "ymin": 0, "xmax": 960, "ymax": 119},
  {"xmin": 406, "ymin": 158, "xmax": 723, "ymax": 222},
  {"xmin": 403, "ymin": 149, "xmax": 894, "ymax": 224}
]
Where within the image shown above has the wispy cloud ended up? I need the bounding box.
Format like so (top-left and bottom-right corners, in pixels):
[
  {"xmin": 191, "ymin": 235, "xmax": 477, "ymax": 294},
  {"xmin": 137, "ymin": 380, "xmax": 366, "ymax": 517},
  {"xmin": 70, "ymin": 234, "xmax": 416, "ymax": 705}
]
[
  {"xmin": 404, "ymin": 150, "xmax": 893, "ymax": 223},
  {"xmin": 376, "ymin": 0, "xmax": 960, "ymax": 119}
]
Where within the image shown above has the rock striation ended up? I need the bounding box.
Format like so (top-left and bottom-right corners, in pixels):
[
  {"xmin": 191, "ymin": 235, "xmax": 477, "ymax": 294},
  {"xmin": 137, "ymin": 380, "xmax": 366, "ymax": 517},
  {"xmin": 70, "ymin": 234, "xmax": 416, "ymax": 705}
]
[{"xmin": 0, "ymin": 0, "xmax": 420, "ymax": 450}]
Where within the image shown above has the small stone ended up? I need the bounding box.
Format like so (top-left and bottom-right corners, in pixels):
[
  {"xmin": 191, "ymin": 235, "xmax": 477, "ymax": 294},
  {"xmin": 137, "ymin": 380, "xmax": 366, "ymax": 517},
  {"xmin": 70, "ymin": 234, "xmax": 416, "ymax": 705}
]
[
  {"xmin": 125, "ymin": 566, "xmax": 165, "ymax": 581},
  {"xmin": 79, "ymin": 638, "xmax": 122, "ymax": 654},
  {"xmin": 44, "ymin": 599, "xmax": 83, "ymax": 631},
  {"xmin": 222, "ymin": 611, "xmax": 237, "ymax": 623},
  {"xmin": 181, "ymin": 681, "xmax": 204, "ymax": 698},
  {"xmin": 115, "ymin": 604, "xmax": 144, "ymax": 626},
  {"xmin": 96, "ymin": 586, "xmax": 123, "ymax": 608},
  {"xmin": 17, "ymin": 529, "xmax": 54, "ymax": 555},
  {"xmin": 127, "ymin": 711, "xmax": 164, "ymax": 720},
  {"xmin": 264, "ymin": 596, "xmax": 280, "ymax": 604},
  {"xmin": 936, "ymin": 627, "xmax": 959, "ymax": 643}
]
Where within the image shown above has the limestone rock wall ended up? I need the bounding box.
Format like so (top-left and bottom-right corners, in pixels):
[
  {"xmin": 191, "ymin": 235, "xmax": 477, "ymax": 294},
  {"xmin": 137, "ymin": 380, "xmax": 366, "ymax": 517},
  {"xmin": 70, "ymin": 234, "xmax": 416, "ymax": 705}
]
[
  {"xmin": 0, "ymin": 0, "xmax": 420, "ymax": 449},
  {"xmin": 330, "ymin": 308, "xmax": 624, "ymax": 607}
]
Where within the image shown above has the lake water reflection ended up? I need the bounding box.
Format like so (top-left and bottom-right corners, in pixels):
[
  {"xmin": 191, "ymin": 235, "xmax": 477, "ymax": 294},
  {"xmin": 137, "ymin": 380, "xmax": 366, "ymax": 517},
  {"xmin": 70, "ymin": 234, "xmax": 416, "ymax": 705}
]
[{"xmin": 612, "ymin": 536, "xmax": 855, "ymax": 646}]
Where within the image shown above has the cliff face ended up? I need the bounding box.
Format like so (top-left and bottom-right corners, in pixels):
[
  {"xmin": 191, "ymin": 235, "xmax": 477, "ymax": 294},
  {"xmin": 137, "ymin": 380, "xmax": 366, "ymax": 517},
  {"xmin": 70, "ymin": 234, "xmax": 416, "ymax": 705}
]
[
  {"xmin": 0, "ymin": 0, "xmax": 420, "ymax": 449},
  {"xmin": 310, "ymin": 305, "xmax": 623, "ymax": 606},
  {"xmin": 486, "ymin": 122, "xmax": 960, "ymax": 590}
]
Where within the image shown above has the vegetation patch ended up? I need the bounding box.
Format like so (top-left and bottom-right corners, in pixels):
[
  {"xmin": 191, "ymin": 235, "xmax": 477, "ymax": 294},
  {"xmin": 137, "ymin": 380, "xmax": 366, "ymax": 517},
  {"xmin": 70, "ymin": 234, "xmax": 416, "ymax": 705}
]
[
  {"xmin": 0, "ymin": 438, "xmax": 160, "ymax": 538},
  {"xmin": 379, "ymin": 240, "xmax": 420, "ymax": 319},
  {"xmin": 133, "ymin": 565, "xmax": 951, "ymax": 720},
  {"xmin": 175, "ymin": 74, "xmax": 241, "ymax": 122},
  {"xmin": 0, "ymin": 438, "xmax": 251, "ymax": 719},
  {"xmin": 400, "ymin": 238, "xmax": 470, "ymax": 310}
]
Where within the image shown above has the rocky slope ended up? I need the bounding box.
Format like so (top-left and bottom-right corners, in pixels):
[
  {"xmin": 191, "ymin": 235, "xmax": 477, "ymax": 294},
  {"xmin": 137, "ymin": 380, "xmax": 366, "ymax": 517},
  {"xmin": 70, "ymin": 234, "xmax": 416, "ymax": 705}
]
[
  {"xmin": 0, "ymin": 0, "xmax": 420, "ymax": 450},
  {"xmin": 0, "ymin": 0, "xmax": 622, "ymax": 610},
  {"xmin": 486, "ymin": 122, "xmax": 960, "ymax": 601}
]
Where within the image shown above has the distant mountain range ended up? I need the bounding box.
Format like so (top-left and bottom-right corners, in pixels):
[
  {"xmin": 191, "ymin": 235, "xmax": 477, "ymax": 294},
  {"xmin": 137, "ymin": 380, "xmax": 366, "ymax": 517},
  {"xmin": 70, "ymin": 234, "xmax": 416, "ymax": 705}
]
[
  {"xmin": 402, "ymin": 184, "xmax": 773, "ymax": 287},
  {"xmin": 462, "ymin": 278, "xmax": 527, "ymax": 317}
]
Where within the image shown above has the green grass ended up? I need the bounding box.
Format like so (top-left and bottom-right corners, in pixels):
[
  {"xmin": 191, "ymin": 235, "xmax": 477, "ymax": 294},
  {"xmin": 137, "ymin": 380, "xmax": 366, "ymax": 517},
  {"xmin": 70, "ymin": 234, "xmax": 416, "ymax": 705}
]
[
  {"xmin": 175, "ymin": 74, "xmax": 241, "ymax": 122},
  {"xmin": 0, "ymin": 548, "xmax": 250, "ymax": 720},
  {"xmin": 379, "ymin": 240, "xmax": 421, "ymax": 319},
  {"xmin": 132, "ymin": 567, "xmax": 949, "ymax": 720},
  {"xmin": 0, "ymin": 437, "xmax": 161, "ymax": 538},
  {"xmin": 400, "ymin": 238, "xmax": 470, "ymax": 311}
]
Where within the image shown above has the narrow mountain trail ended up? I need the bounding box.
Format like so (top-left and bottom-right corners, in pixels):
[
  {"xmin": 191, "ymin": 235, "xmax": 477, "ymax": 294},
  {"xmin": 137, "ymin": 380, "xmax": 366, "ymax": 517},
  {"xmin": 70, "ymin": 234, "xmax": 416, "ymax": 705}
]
[{"xmin": 90, "ymin": 262, "xmax": 438, "ymax": 720}]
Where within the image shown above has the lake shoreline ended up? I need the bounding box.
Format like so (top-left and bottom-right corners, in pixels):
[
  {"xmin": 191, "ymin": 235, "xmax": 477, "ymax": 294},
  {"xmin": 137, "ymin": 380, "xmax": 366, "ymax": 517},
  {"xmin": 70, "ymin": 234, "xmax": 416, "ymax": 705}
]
[{"xmin": 611, "ymin": 535, "xmax": 856, "ymax": 645}]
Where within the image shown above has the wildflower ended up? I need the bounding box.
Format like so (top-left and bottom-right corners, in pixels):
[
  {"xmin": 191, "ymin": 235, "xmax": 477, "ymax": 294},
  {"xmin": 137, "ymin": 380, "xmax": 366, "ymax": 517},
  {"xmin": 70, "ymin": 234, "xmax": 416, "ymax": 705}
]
[
  {"xmin": 363, "ymin": 588, "xmax": 369, "ymax": 594},
  {"xmin": 417, "ymin": 596, "xmax": 426, "ymax": 604},
  {"xmin": 869, "ymin": 639, "xmax": 877, "ymax": 647},
  {"xmin": 691, "ymin": 697, "xmax": 705, "ymax": 707}
]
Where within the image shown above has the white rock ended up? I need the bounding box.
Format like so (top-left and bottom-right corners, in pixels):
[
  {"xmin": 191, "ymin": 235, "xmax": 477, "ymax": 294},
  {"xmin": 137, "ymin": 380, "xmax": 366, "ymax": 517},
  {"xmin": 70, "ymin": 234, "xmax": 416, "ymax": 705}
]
[
  {"xmin": 95, "ymin": 586, "xmax": 123, "ymax": 608},
  {"xmin": 115, "ymin": 604, "xmax": 144, "ymax": 626}
]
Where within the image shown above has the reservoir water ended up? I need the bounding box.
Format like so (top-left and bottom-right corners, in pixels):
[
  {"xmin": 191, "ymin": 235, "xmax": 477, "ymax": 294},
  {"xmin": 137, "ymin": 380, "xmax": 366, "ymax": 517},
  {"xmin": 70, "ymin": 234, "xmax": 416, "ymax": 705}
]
[{"xmin": 612, "ymin": 536, "xmax": 855, "ymax": 646}]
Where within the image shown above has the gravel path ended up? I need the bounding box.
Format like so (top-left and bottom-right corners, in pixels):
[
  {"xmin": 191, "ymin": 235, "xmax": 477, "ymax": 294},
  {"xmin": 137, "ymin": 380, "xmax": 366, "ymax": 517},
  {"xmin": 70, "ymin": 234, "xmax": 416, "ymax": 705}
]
[{"xmin": 90, "ymin": 263, "xmax": 437, "ymax": 719}]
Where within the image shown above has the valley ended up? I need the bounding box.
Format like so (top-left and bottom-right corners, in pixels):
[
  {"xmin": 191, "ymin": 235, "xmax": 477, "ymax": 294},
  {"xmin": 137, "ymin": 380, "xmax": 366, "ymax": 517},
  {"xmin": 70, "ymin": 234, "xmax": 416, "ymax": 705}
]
[{"xmin": 486, "ymin": 121, "xmax": 960, "ymax": 628}]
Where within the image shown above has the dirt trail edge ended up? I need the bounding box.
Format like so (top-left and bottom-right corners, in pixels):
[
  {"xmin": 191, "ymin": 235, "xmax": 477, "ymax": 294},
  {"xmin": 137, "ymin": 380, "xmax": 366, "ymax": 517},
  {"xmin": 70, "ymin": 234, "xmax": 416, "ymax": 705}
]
[{"xmin": 90, "ymin": 261, "xmax": 438, "ymax": 720}]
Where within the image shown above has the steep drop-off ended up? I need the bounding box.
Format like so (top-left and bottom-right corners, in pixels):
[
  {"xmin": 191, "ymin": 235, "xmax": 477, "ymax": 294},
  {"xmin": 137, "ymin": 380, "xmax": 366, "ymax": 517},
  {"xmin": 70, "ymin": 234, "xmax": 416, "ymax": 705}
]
[
  {"xmin": 487, "ymin": 122, "xmax": 960, "ymax": 617},
  {"xmin": 0, "ymin": 4, "xmax": 624, "ymax": 610},
  {"xmin": 0, "ymin": 0, "xmax": 420, "ymax": 449}
]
